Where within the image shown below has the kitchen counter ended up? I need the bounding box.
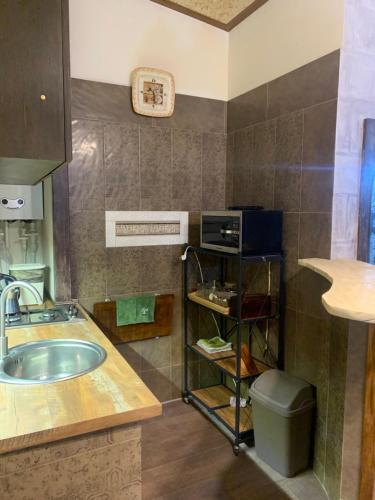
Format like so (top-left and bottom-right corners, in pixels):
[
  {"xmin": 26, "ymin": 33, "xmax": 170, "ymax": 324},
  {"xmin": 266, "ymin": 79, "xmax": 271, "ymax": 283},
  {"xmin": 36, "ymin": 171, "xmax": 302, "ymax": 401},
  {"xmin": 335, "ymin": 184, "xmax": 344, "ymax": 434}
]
[
  {"xmin": 298, "ymin": 258, "xmax": 375, "ymax": 323},
  {"xmin": 0, "ymin": 307, "xmax": 161, "ymax": 454}
]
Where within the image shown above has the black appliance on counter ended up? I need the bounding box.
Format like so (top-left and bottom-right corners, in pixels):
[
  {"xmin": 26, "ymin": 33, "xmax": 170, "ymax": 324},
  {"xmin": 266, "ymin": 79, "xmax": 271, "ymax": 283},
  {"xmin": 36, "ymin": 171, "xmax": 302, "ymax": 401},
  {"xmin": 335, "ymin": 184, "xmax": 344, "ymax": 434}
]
[{"xmin": 200, "ymin": 207, "xmax": 282, "ymax": 255}]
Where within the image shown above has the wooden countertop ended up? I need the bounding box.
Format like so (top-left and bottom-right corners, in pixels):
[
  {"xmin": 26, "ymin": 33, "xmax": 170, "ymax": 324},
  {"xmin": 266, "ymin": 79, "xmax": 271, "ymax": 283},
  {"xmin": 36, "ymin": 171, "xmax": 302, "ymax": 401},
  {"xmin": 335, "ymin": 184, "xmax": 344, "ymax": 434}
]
[
  {"xmin": 298, "ymin": 258, "xmax": 375, "ymax": 323},
  {"xmin": 0, "ymin": 307, "xmax": 162, "ymax": 454}
]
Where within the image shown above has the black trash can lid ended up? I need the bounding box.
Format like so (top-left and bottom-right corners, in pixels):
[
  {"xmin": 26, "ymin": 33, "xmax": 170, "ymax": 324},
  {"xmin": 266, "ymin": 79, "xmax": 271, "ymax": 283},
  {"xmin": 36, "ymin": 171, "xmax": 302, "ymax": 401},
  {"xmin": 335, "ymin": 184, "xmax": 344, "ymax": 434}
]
[{"xmin": 249, "ymin": 369, "xmax": 315, "ymax": 417}]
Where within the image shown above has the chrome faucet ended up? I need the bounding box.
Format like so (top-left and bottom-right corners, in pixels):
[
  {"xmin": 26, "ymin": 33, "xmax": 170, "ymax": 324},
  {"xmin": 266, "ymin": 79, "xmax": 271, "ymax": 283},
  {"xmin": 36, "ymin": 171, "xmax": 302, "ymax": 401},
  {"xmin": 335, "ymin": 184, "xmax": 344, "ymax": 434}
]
[{"xmin": 0, "ymin": 281, "xmax": 42, "ymax": 359}]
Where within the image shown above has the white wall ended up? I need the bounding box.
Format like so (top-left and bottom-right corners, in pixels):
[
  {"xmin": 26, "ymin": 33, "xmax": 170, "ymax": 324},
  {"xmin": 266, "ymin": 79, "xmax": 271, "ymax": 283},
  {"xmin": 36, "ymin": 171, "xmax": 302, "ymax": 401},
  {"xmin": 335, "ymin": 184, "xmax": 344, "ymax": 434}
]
[
  {"xmin": 228, "ymin": 0, "xmax": 344, "ymax": 99},
  {"xmin": 331, "ymin": 0, "xmax": 375, "ymax": 262},
  {"xmin": 69, "ymin": 0, "xmax": 228, "ymax": 100}
]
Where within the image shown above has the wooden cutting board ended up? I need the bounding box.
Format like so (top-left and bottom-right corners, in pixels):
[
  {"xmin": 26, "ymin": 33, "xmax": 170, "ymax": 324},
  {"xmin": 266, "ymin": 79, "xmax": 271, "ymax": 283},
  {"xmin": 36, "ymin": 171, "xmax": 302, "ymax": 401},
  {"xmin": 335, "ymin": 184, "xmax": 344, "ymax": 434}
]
[{"xmin": 92, "ymin": 294, "xmax": 174, "ymax": 344}]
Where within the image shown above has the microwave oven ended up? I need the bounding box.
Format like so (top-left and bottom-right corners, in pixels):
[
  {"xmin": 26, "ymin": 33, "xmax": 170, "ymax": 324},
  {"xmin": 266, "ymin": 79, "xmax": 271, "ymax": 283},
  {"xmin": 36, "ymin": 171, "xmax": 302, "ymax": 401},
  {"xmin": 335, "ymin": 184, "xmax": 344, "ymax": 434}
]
[{"xmin": 200, "ymin": 210, "xmax": 282, "ymax": 255}]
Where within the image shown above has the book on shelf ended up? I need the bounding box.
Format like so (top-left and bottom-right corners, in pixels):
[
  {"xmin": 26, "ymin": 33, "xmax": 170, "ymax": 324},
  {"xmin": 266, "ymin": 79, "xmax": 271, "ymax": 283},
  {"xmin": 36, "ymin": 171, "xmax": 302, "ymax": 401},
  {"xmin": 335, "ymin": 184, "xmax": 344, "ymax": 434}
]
[{"xmin": 196, "ymin": 336, "xmax": 232, "ymax": 354}]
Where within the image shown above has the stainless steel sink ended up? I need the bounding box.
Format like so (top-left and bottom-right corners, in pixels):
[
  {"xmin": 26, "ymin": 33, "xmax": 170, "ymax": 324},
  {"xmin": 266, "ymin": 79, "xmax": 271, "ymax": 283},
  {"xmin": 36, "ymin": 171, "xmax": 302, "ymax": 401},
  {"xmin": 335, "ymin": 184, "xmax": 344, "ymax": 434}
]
[{"xmin": 0, "ymin": 339, "xmax": 107, "ymax": 384}]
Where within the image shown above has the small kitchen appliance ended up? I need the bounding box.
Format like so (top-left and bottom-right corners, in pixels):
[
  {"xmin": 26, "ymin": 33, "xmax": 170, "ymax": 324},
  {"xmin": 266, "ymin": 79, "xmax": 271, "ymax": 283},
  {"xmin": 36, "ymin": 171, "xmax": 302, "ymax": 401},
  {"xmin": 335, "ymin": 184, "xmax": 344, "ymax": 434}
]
[{"xmin": 200, "ymin": 208, "xmax": 282, "ymax": 255}]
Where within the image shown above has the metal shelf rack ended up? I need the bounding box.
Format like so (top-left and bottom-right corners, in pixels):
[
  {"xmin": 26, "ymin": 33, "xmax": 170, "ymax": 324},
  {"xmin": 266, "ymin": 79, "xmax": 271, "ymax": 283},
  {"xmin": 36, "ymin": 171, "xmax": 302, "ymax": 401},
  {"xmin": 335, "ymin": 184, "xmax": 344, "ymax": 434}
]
[{"xmin": 182, "ymin": 246, "xmax": 284, "ymax": 455}]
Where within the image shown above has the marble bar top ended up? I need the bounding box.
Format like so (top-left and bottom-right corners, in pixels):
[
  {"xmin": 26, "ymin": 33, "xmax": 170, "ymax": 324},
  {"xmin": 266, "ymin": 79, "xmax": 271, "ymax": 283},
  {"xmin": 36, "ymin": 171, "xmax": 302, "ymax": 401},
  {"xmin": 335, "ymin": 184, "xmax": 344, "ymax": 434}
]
[{"xmin": 298, "ymin": 258, "xmax": 375, "ymax": 323}]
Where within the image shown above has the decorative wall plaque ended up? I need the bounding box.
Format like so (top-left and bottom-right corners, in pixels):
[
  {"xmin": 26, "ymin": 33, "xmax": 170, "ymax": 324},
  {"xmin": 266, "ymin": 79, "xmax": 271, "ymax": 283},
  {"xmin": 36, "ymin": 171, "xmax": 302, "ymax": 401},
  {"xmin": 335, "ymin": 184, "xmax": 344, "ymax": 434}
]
[
  {"xmin": 106, "ymin": 211, "xmax": 188, "ymax": 247},
  {"xmin": 131, "ymin": 67, "xmax": 175, "ymax": 117}
]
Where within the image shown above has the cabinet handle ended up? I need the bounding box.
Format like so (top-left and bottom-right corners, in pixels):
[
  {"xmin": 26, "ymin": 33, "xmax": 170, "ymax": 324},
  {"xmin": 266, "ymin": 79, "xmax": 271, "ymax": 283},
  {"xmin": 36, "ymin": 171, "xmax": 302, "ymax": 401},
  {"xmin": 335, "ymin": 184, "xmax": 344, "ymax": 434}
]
[{"xmin": 40, "ymin": 94, "xmax": 46, "ymax": 101}]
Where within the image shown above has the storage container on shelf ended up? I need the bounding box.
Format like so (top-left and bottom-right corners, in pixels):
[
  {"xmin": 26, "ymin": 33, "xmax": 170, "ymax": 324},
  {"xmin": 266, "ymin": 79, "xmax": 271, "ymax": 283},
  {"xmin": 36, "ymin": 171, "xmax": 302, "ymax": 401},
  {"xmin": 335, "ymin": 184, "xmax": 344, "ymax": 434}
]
[{"xmin": 9, "ymin": 263, "xmax": 46, "ymax": 305}]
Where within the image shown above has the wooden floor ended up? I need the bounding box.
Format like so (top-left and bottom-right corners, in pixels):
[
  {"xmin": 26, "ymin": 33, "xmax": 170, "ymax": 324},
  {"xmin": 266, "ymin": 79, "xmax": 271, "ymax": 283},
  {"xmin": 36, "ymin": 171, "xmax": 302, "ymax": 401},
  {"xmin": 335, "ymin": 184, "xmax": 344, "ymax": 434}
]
[{"xmin": 141, "ymin": 400, "xmax": 292, "ymax": 500}]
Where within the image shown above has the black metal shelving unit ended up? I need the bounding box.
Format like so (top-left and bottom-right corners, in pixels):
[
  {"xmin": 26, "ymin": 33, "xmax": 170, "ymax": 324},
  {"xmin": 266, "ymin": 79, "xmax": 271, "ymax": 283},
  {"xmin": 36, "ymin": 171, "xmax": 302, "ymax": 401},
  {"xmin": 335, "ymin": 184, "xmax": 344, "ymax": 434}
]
[{"xmin": 182, "ymin": 246, "xmax": 284, "ymax": 455}]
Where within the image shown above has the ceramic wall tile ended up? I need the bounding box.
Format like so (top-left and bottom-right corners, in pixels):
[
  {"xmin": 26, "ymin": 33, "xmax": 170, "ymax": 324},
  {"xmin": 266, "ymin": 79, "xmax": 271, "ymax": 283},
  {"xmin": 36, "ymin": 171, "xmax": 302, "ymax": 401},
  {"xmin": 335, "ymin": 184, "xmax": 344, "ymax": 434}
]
[
  {"xmin": 202, "ymin": 133, "xmax": 227, "ymax": 210},
  {"xmin": 71, "ymin": 78, "xmax": 149, "ymax": 126},
  {"xmin": 155, "ymin": 93, "xmax": 226, "ymax": 133},
  {"xmin": 282, "ymin": 213, "xmax": 300, "ymax": 310},
  {"xmin": 284, "ymin": 260, "xmax": 299, "ymax": 311},
  {"xmin": 172, "ymin": 129, "xmax": 202, "ymax": 211},
  {"xmin": 171, "ymin": 364, "xmax": 183, "ymax": 399},
  {"xmin": 227, "ymin": 50, "xmax": 344, "ymax": 494},
  {"xmin": 275, "ymin": 111, "xmax": 303, "ymax": 166},
  {"xmin": 274, "ymin": 111, "xmax": 303, "ymax": 211},
  {"xmin": 274, "ymin": 165, "xmax": 301, "ymax": 212},
  {"xmin": 171, "ymin": 291, "xmax": 183, "ymax": 366},
  {"xmin": 140, "ymin": 127, "xmax": 172, "ymax": 210},
  {"xmin": 253, "ymin": 120, "xmax": 276, "ymax": 167},
  {"xmin": 325, "ymin": 318, "xmax": 348, "ymax": 498},
  {"xmin": 140, "ymin": 246, "xmax": 182, "ymax": 292},
  {"xmin": 313, "ymin": 417, "xmax": 327, "ymax": 485},
  {"xmin": 299, "ymin": 213, "xmax": 331, "ymax": 259},
  {"xmin": 295, "ymin": 312, "xmax": 331, "ymax": 415},
  {"xmin": 232, "ymin": 126, "xmax": 253, "ymax": 205},
  {"xmin": 296, "ymin": 268, "xmax": 331, "ymax": 320},
  {"xmin": 301, "ymin": 169, "xmax": 334, "ymax": 213},
  {"xmin": 68, "ymin": 119, "xmax": 105, "ymax": 213},
  {"xmin": 106, "ymin": 247, "xmax": 142, "ymax": 296},
  {"xmin": 69, "ymin": 210, "xmax": 106, "ymax": 254},
  {"xmin": 69, "ymin": 79, "xmax": 228, "ymax": 402},
  {"xmin": 140, "ymin": 336, "xmax": 171, "ymax": 371},
  {"xmin": 69, "ymin": 210, "xmax": 106, "ymax": 299},
  {"xmin": 283, "ymin": 307, "xmax": 297, "ymax": 372},
  {"xmin": 140, "ymin": 367, "xmax": 173, "ymax": 402},
  {"xmin": 227, "ymin": 84, "xmax": 267, "ymax": 132},
  {"xmin": 340, "ymin": 321, "xmax": 368, "ymax": 500},
  {"xmin": 116, "ymin": 343, "xmax": 143, "ymax": 374},
  {"xmin": 225, "ymin": 132, "xmax": 235, "ymax": 208},
  {"xmin": 104, "ymin": 123, "xmax": 140, "ymax": 211},
  {"xmin": 301, "ymin": 101, "xmax": 336, "ymax": 212},
  {"xmin": 267, "ymin": 50, "xmax": 340, "ymax": 119},
  {"xmin": 282, "ymin": 213, "xmax": 299, "ymax": 262},
  {"xmin": 250, "ymin": 165, "xmax": 274, "ymax": 209},
  {"xmin": 71, "ymin": 249, "xmax": 107, "ymax": 299}
]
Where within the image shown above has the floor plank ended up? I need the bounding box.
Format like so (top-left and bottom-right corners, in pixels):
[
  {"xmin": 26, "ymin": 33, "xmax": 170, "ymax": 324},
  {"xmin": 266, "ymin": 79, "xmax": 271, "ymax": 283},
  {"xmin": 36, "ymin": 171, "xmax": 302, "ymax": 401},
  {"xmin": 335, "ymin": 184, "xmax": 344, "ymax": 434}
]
[{"xmin": 141, "ymin": 399, "xmax": 291, "ymax": 500}]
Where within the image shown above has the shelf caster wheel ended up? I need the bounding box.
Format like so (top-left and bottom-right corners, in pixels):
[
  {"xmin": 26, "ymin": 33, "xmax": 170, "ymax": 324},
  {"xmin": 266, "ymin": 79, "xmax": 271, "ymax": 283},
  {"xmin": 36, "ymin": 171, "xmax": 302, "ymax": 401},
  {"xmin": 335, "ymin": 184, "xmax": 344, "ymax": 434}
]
[
  {"xmin": 183, "ymin": 396, "xmax": 190, "ymax": 405},
  {"xmin": 233, "ymin": 445, "xmax": 240, "ymax": 456}
]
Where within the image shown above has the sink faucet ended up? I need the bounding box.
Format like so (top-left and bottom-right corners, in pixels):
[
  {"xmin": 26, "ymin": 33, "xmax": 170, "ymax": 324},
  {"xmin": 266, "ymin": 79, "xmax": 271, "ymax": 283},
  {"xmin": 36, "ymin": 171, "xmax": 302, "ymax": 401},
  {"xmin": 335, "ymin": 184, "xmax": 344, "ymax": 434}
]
[{"xmin": 0, "ymin": 281, "xmax": 42, "ymax": 359}]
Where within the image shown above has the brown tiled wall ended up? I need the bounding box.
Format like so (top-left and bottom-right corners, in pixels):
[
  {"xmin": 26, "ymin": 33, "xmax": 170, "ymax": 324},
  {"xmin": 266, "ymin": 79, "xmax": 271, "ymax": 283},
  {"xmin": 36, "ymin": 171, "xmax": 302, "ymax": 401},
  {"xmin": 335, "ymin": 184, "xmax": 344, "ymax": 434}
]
[
  {"xmin": 227, "ymin": 51, "xmax": 347, "ymax": 500},
  {"xmin": 68, "ymin": 78, "xmax": 227, "ymax": 403}
]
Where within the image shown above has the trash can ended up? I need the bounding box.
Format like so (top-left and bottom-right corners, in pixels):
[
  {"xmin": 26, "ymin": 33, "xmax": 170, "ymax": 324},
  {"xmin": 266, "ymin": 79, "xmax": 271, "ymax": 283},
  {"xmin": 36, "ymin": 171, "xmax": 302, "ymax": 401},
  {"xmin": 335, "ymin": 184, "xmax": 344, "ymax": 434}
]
[{"xmin": 249, "ymin": 369, "xmax": 315, "ymax": 477}]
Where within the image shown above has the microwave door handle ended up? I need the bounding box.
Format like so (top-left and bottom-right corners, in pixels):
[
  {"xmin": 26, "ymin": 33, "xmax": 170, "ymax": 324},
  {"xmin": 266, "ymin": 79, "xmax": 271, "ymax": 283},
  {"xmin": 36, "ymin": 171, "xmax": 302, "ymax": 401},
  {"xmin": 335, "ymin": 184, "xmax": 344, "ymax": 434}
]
[{"xmin": 220, "ymin": 229, "xmax": 240, "ymax": 235}]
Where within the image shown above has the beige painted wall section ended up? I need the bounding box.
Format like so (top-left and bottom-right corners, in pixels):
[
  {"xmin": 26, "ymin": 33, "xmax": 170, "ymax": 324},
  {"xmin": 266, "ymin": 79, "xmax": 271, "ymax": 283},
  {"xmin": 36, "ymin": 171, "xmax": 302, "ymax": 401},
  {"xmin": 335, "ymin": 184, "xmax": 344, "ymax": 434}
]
[
  {"xmin": 69, "ymin": 0, "xmax": 228, "ymax": 100},
  {"xmin": 228, "ymin": 0, "xmax": 344, "ymax": 99}
]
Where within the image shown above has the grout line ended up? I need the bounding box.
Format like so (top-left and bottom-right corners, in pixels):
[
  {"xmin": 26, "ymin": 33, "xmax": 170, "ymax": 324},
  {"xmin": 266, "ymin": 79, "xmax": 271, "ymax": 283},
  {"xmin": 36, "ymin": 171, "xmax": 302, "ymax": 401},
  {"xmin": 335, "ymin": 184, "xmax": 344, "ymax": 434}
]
[
  {"xmin": 299, "ymin": 109, "xmax": 305, "ymax": 215},
  {"xmin": 227, "ymin": 96, "xmax": 338, "ymax": 135}
]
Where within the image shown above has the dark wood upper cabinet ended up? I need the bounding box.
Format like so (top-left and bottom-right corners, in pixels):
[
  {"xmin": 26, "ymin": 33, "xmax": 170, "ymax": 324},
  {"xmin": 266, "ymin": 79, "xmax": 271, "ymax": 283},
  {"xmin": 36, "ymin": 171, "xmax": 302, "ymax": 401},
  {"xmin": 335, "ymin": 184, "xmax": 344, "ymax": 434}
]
[{"xmin": 0, "ymin": 0, "xmax": 71, "ymax": 185}]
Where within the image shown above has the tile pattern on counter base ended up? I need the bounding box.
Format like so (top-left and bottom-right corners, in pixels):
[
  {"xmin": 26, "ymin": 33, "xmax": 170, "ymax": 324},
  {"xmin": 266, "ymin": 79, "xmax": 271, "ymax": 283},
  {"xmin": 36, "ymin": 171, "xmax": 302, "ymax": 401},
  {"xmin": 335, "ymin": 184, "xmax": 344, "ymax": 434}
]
[{"xmin": 0, "ymin": 424, "xmax": 141, "ymax": 500}]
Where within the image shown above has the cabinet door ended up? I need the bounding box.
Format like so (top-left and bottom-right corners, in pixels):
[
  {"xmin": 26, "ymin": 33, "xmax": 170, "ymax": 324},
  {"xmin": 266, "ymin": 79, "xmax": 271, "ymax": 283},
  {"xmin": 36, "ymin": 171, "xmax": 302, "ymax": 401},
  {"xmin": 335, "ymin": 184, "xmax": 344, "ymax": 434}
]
[{"xmin": 0, "ymin": 0, "xmax": 66, "ymax": 162}]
